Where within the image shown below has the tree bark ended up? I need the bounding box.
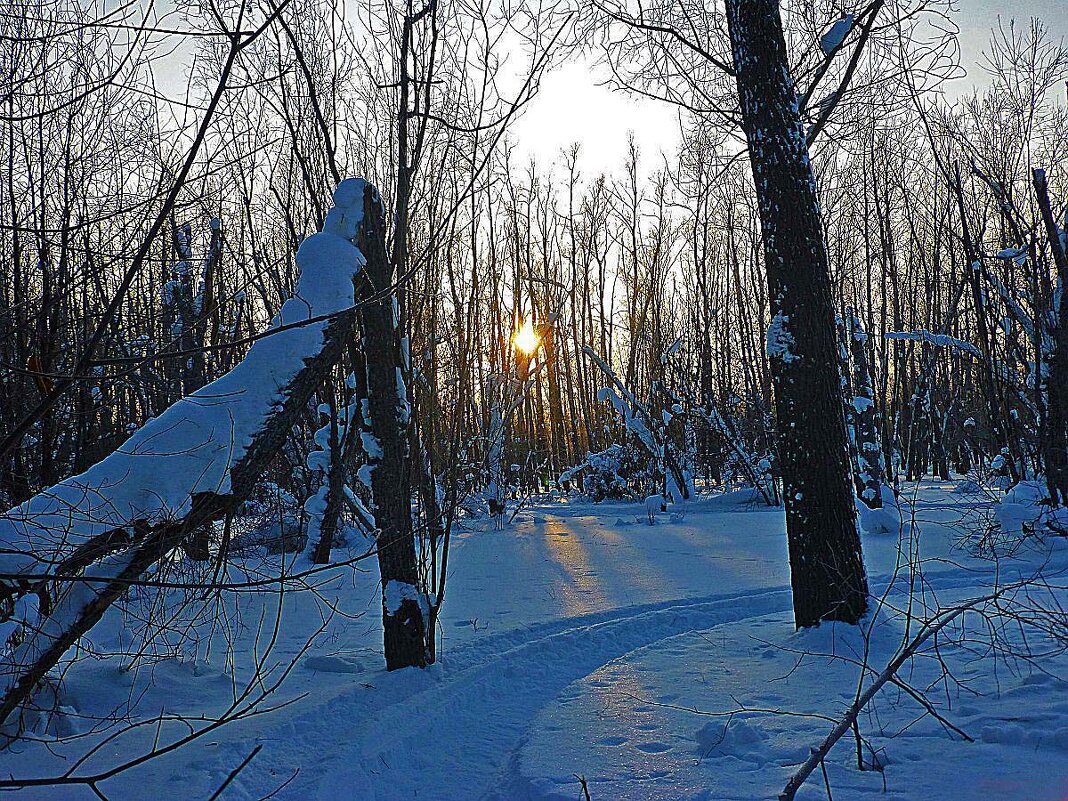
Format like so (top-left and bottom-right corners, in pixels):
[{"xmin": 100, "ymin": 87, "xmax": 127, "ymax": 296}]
[
  {"xmin": 848, "ymin": 309, "xmax": 884, "ymax": 508},
  {"xmin": 356, "ymin": 185, "xmax": 428, "ymax": 670},
  {"xmin": 1033, "ymin": 168, "xmax": 1068, "ymax": 505},
  {"xmin": 725, "ymin": 0, "xmax": 868, "ymax": 628}
]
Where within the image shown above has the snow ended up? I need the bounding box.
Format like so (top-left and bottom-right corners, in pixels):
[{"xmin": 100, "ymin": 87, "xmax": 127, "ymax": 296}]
[
  {"xmin": 884, "ymin": 329, "xmax": 981, "ymax": 357},
  {"xmin": 820, "ymin": 14, "xmax": 854, "ymax": 55},
  {"xmin": 855, "ymin": 482, "xmax": 902, "ymax": 534},
  {"xmin": 517, "ymin": 593, "xmax": 1068, "ymax": 801},
  {"xmin": 383, "ymin": 579, "xmax": 422, "ymax": 616},
  {"xmin": 0, "ymin": 550, "xmax": 135, "ymax": 704},
  {"xmin": 996, "ymin": 246, "xmax": 1026, "ymax": 262},
  {"xmin": 360, "ymin": 430, "xmax": 384, "ymax": 460},
  {"xmin": 766, "ymin": 311, "xmax": 800, "ymax": 363},
  {"xmin": 1, "ymin": 482, "xmax": 1064, "ymax": 800},
  {"xmin": 590, "ymin": 353, "xmax": 661, "ymax": 457},
  {"xmin": 851, "ymin": 395, "xmax": 873, "ymax": 413},
  {"xmin": 0, "ymin": 179, "xmax": 369, "ymax": 579},
  {"xmin": 996, "ymin": 479, "xmax": 1068, "ymax": 535}
]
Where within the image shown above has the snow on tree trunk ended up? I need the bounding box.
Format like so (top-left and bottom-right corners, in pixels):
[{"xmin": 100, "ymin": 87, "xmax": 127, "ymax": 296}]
[
  {"xmin": 725, "ymin": 0, "xmax": 868, "ymax": 628},
  {"xmin": 836, "ymin": 313, "xmax": 862, "ymax": 496},
  {"xmin": 486, "ymin": 402, "xmax": 508, "ymax": 528},
  {"xmin": 0, "ymin": 179, "xmax": 373, "ymax": 726},
  {"xmin": 848, "ymin": 309, "xmax": 884, "ymax": 509},
  {"xmin": 354, "ymin": 184, "xmax": 429, "ymax": 670},
  {"xmin": 307, "ymin": 391, "xmax": 348, "ymax": 565}
]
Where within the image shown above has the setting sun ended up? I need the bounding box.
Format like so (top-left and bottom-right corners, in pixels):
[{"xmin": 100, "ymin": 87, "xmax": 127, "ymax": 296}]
[{"xmin": 512, "ymin": 316, "xmax": 540, "ymax": 355}]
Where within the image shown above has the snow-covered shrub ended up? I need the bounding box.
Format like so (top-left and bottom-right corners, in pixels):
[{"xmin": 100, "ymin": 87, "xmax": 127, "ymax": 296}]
[
  {"xmin": 995, "ymin": 480, "xmax": 1066, "ymax": 536},
  {"xmin": 695, "ymin": 398, "xmax": 779, "ymax": 506},
  {"xmin": 559, "ymin": 444, "xmax": 649, "ymax": 501}
]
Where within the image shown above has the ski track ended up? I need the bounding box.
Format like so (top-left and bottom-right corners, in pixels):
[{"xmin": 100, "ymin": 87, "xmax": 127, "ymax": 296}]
[{"xmin": 223, "ymin": 560, "xmax": 991, "ymax": 801}]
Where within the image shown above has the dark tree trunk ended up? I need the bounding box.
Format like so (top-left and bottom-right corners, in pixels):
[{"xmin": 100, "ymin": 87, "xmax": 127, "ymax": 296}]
[
  {"xmin": 725, "ymin": 0, "xmax": 868, "ymax": 628},
  {"xmin": 951, "ymin": 169, "xmax": 1019, "ymax": 483},
  {"xmin": 356, "ymin": 184, "xmax": 428, "ymax": 670},
  {"xmin": 1033, "ymin": 168, "xmax": 1068, "ymax": 506}
]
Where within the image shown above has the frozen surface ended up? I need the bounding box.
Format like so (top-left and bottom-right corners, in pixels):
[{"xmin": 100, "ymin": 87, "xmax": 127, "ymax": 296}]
[{"xmin": 0, "ymin": 482, "xmax": 1064, "ymax": 800}]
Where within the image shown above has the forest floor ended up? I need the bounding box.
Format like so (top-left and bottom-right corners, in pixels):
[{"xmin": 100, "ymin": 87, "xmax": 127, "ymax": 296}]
[{"xmin": 3, "ymin": 481, "xmax": 1067, "ymax": 800}]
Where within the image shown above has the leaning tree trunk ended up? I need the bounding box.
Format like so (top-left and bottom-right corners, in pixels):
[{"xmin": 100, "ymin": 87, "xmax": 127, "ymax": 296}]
[
  {"xmin": 725, "ymin": 0, "xmax": 868, "ymax": 628},
  {"xmin": 0, "ymin": 179, "xmax": 376, "ymax": 728},
  {"xmin": 952, "ymin": 169, "xmax": 1019, "ymax": 484},
  {"xmin": 355, "ymin": 186, "xmax": 428, "ymax": 670}
]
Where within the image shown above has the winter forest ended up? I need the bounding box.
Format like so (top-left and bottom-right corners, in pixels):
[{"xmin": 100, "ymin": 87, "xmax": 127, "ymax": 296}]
[{"xmin": 0, "ymin": 0, "xmax": 1067, "ymax": 798}]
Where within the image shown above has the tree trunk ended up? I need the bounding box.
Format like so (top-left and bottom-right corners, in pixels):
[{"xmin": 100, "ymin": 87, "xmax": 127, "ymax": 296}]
[
  {"xmin": 1033, "ymin": 168, "xmax": 1068, "ymax": 506},
  {"xmin": 848, "ymin": 309, "xmax": 884, "ymax": 508},
  {"xmin": 310, "ymin": 387, "xmax": 348, "ymax": 565},
  {"xmin": 725, "ymin": 0, "xmax": 868, "ymax": 628},
  {"xmin": 356, "ymin": 185, "xmax": 428, "ymax": 670}
]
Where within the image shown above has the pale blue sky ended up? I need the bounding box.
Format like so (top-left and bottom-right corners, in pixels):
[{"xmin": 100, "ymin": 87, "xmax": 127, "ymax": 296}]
[{"xmin": 513, "ymin": 1, "xmax": 1068, "ymax": 175}]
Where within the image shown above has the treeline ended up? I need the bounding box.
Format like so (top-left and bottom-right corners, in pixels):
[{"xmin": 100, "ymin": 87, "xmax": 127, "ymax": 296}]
[{"xmin": 1, "ymin": 1, "xmax": 1066, "ymax": 514}]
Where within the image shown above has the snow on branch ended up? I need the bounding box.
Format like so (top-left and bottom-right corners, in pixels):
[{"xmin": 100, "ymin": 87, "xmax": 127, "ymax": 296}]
[
  {"xmin": 884, "ymin": 329, "xmax": 981, "ymax": 358},
  {"xmin": 819, "ymin": 14, "xmax": 854, "ymax": 55},
  {"xmin": 0, "ymin": 180, "xmax": 372, "ymax": 581},
  {"xmin": 583, "ymin": 346, "xmax": 660, "ymax": 457},
  {"xmin": 979, "ymin": 259, "xmax": 1053, "ymax": 353}
]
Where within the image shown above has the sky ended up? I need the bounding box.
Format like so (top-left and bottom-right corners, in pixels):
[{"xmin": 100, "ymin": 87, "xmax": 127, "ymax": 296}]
[{"xmin": 511, "ymin": 0, "xmax": 1068, "ymax": 177}]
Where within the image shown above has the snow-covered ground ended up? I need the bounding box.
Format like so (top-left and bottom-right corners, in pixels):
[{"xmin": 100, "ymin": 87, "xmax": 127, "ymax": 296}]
[{"xmin": 3, "ymin": 482, "xmax": 1066, "ymax": 800}]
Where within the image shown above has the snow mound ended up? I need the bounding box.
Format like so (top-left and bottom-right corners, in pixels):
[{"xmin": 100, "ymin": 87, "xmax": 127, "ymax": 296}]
[
  {"xmin": 856, "ymin": 483, "xmax": 901, "ymax": 535},
  {"xmin": 694, "ymin": 717, "xmax": 769, "ymax": 764},
  {"xmin": 995, "ymin": 480, "xmax": 1066, "ymax": 535},
  {"xmin": 304, "ymin": 653, "xmax": 368, "ymax": 674}
]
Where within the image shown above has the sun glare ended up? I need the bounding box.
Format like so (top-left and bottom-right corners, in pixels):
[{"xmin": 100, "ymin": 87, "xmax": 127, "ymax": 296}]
[{"xmin": 512, "ymin": 317, "xmax": 540, "ymax": 355}]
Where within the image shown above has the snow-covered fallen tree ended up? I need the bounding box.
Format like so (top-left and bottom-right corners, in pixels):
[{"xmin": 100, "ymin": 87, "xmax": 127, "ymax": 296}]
[{"xmin": 0, "ymin": 179, "xmax": 376, "ymax": 730}]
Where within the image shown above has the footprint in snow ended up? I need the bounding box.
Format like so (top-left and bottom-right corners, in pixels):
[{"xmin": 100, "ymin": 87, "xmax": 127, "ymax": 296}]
[
  {"xmin": 634, "ymin": 741, "xmax": 672, "ymax": 754},
  {"xmin": 303, "ymin": 654, "xmax": 366, "ymax": 674}
]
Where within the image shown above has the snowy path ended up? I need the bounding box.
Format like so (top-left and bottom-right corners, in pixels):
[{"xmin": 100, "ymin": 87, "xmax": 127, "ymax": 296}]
[
  {"xmin": 517, "ymin": 599, "xmax": 1068, "ymax": 801},
  {"xmin": 5, "ymin": 484, "xmax": 1060, "ymax": 801},
  {"xmin": 288, "ymin": 576, "xmax": 995, "ymax": 801},
  {"xmin": 218, "ymin": 488, "xmax": 1018, "ymax": 801}
]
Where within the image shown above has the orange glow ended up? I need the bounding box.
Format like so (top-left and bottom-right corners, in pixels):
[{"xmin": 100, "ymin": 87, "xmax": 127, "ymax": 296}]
[{"xmin": 512, "ymin": 316, "xmax": 540, "ymax": 355}]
